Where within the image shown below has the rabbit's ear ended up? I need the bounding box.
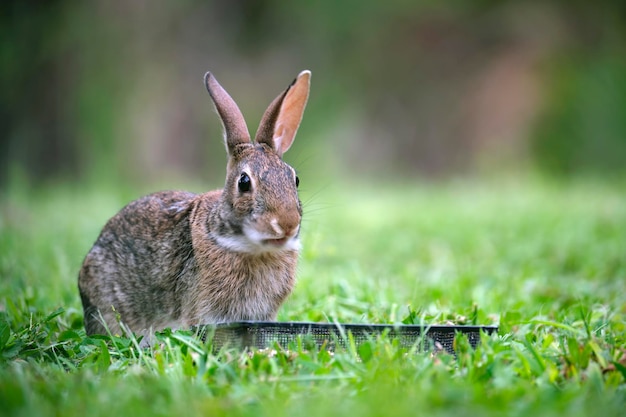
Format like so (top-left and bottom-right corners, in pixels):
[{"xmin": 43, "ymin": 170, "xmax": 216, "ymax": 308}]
[
  {"xmin": 205, "ymin": 72, "xmax": 251, "ymax": 154},
  {"xmin": 255, "ymin": 70, "xmax": 311, "ymax": 157}
]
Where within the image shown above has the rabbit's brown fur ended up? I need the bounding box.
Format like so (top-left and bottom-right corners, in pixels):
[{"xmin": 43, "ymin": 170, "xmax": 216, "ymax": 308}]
[{"xmin": 78, "ymin": 70, "xmax": 311, "ymax": 336}]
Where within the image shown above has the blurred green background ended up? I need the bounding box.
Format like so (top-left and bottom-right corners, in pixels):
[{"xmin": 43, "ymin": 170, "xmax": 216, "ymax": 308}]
[{"xmin": 1, "ymin": 0, "xmax": 626, "ymax": 188}]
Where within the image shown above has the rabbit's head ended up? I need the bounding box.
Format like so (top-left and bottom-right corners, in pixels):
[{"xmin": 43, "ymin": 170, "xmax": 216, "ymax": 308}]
[{"xmin": 205, "ymin": 71, "xmax": 311, "ymax": 254}]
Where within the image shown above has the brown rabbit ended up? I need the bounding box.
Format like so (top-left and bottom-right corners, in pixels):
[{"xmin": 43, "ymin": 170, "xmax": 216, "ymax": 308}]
[{"xmin": 78, "ymin": 70, "xmax": 311, "ymax": 336}]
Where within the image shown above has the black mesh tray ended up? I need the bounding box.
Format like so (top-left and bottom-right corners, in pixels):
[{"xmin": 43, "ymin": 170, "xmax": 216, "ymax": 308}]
[{"xmin": 201, "ymin": 321, "xmax": 498, "ymax": 355}]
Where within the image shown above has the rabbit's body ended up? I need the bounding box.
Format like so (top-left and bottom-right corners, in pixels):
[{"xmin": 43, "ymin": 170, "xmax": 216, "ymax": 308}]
[
  {"xmin": 80, "ymin": 188, "xmax": 297, "ymax": 335},
  {"xmin": 79, "ymin": 71, "xmax": 311, "ymax": 336}
]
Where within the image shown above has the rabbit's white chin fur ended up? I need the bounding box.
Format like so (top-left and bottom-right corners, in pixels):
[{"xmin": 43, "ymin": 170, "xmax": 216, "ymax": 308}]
[{"xmin": 212, "ymin": 225, "xmax": 301, "ymax": 254}]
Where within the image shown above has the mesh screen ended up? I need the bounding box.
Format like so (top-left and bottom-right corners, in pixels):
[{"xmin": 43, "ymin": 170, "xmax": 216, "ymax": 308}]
[{"xmin": 201, "ymin": 321, "xmax": 497, "ymax": 355}]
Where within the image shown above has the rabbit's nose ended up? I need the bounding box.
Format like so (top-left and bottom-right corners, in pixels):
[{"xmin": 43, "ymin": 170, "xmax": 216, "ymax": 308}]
[
  {"xmin": 285, "ymin": 212, "xmax": 302, "ymax": 235},
  {"xmin": 283, "ymin": 223, "xmax": 300, "ymax": 238},
  {"xmin": 271, "ymin": 216, "xmax": 300, "ymax": 238}
]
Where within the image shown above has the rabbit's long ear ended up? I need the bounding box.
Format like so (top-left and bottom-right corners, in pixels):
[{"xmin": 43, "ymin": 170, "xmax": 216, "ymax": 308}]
[
  {"xmin": 255, "ymin": 70, "xmax": 311, "ymax": 157},
  {"xmin": 205, "ymin": 72, "xmax": 251, "ymax": 154}
]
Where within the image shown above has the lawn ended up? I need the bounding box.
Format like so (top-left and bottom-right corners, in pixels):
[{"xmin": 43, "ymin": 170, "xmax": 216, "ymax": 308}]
[{"xmin": 1, "ymin": 176, "xmax": 625, "ymax": 416}]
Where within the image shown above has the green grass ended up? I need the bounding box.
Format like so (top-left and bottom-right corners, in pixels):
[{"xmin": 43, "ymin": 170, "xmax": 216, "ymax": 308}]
[{"xmin": 1, "ymin": 176, "xmax": 625, "ymax": 416}]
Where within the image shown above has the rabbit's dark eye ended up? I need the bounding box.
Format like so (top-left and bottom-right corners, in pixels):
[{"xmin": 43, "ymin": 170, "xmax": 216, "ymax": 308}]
[
  {"xmin": 295, "ymin": 176, "xmax": 300, "ymax": 188},
  {"xmin": 238, "ymin": 173, "xmax": 251, "ymax": 193}
]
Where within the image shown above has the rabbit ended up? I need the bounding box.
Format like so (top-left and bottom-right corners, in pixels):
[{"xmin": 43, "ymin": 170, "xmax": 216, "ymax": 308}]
[{"xmin": 78, "ymin": 70, "xmax": 311, "ymax": 337}]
